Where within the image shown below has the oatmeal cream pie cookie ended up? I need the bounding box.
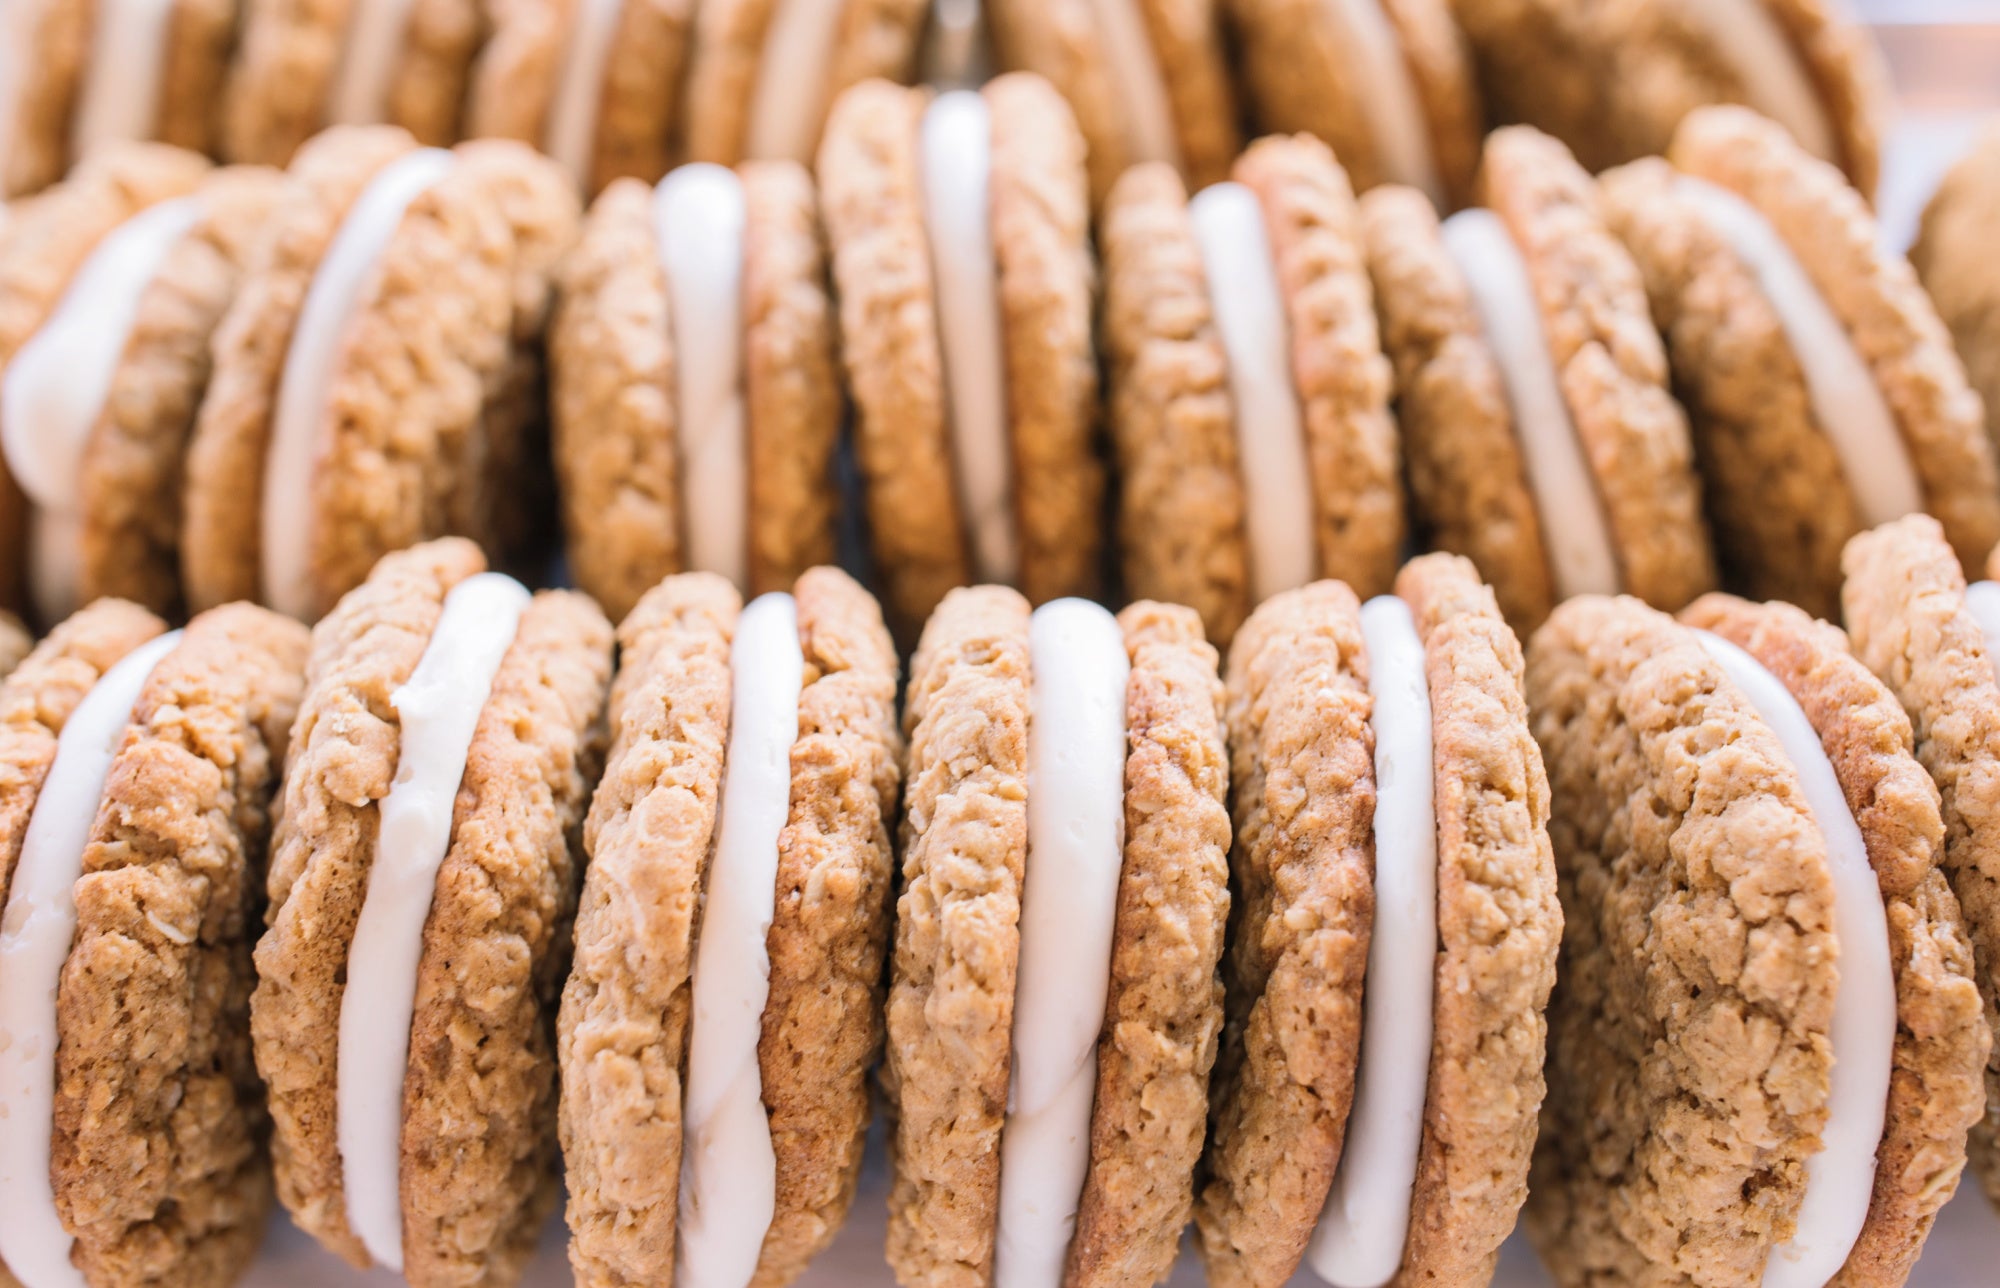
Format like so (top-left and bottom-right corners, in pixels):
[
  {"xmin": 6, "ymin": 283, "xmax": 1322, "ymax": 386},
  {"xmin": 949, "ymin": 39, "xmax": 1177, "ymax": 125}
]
[
  {"xmin": 682, "ymin": 0, "xmax": 928, "ymax": 167},
  {"xmin": 1915, "ymin": 121, "xmax": 2000, "ymax": 477},
  {"xmin": 1842, "ymin": 513, "xmax": 2000, "ymax": 1212},
  {"xmin": 1101, "ymin": 133, "xmax": 1402, "ymax": 649},
  {"xmin": 818, "ymin": 74, "xmax": 1099, "ymax": 639},
  {"xmin": 884, "ymin": 586, "xmax": 1230, "ymax": 1288},
  {"xmin": 1357, "ymin": 125, "xmax": 1716, "ymax": 634},
  {"xmin": 1193, "ymin": 554, "xmax": 1559, "ymax": 1288},
  {"xmin": 1525, "ymin": 589, "xmax": 1988, "ymax": 1287},
  {"xmin": 551, "ymin": 159, "xmax": 838, "ymax": 624},
  {"xmin": 0, "ymin": 161, "xmax": 285, "ymax": 625},
  {"xmin": 182, "ymin": 125, "xmax": 579, "ymax": 623},
  {"xmin": 556, "ymin": 567, "xmax": 899, "ymax": 1288},
  {"xmin": 1601, "ymin": 106, "xmax": 2000, "ymax": 621},
  {"xmin": 0, "ymin": 597, "xmax": 308, "ymax": 1288},
  {"xmin": 250, "ymin": 538, "xmax": 611, "ymax": 1284}
]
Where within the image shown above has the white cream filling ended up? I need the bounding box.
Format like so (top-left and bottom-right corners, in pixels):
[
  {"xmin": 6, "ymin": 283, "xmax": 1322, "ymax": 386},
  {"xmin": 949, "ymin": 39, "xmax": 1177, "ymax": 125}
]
[
  {"xmin": 1325, "ymin": 0, "xmax": 1441, "ymax": 205},
  {"xmin": 743, "ymin": 0, "xmax": 845, "ymax": 161},
  {"xmin": 1188, "ymin": 180, "xmax": 1316, "ymax": 604},
  {"xmin": 920, "ymin": 90, "xmax": 1017, "ymax": 586},
  {"xmin": 994, "ymin": 598, "xmax": 1130, "ymax": 1288},
  {"xmin": 71, "ymin": 0, "xmax": 175, "ymax": 155},
  {"xmin": 1, "ymin": 195, "xmax": 202, "ymax": 623},
  {"xmin": 654, "ymin": 163, "xmax": 750, "ymax": 590},
  {"xmin": 1442, "ymin": 208, "xmax": 1620, "ymax": 601},
  {"xmin": 337, "ymin": 572, "xmax": 530, "ymax": 1271},
  {"xmin": 1309, "ymin": 594, "xmax": 1437, "ymax": 1288},
  {"xmin": 1965, "ymin": 581, "xmax": 2000, "ymax": 676},
  {"xmin": 262, "ymin": 147, "xmax": 453, "ymax": 620},
  {"xmin": 541, "ymin": 0, "xmax": 626, "ymax": 187},
  {"xmin": 1695, "ymin": 630, "xmax": 1895, "ymax": 1288},
  {"xmin": 328, "ymin": 0, "xmax": 419, "ymax": 125},
  {"xmin": 1677, "ymin": 176, "xmax": 1918, "ymax": 528},
  {"xmin": 1682, "ymin": 0, "xmax": 1836, "ymax": 165},
  {"xmin": 675, "ymin": 591, "xmax": 804, "ymax": 1288},
  {"xmin": 0, "ymin": 627, "xmax": 182, "ymax": 1288},
  {"xmin": 1081, "ymin": 0, "xmax": 1179, "ymax": 169}
]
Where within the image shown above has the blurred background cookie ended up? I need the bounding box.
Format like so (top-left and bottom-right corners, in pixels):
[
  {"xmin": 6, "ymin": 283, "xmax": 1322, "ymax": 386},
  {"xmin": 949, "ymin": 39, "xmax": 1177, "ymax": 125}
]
[{"xmin": 1915, "ymin": 120, "xmax": 2000, "ymax": 485}]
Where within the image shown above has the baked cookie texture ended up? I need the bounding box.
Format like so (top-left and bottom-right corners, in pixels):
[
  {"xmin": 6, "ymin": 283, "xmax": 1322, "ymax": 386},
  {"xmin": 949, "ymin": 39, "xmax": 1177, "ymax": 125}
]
[
  {"xmin": 0, "ymin": 612, "xmax": 30, "ymax": 680},
  {"xmin": 1682, "ymin": 591, "xmax": 1988, "ymax": 1285},
  {"xmin": 1526, "ymin": 595, "xmax": 1839, "ymax": 1285},
  {"xmin": 551, "ymin": 160, "xmax": 840, "ymax": 623},
  {"xmin": 1915, "ymin": 122, "xmax": 2000, "ymax": 475},
  {"xmin": 1843, "ymin": 515, "xmax": 2000, "ymax": 1210},
  {"xmin": 250, "ymin": 539, "xmax": 612, "ymax": 1283}
]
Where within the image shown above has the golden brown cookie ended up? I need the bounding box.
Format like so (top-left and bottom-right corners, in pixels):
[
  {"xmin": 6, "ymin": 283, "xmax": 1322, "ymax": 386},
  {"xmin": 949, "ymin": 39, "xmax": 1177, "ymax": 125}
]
[
  {"xmin": 817, "ymin": 74, "xmax": 1100, "ymax": 641},
  {"xmin": 1100, "ymin": 133, "xmax": 1402, "ymax": 650},
  {"xmin": 1601, "ymin": 107, "xmax": 2000, "ymax": 621},
  {"xmin": 550, "ymin": 159, "xmax": 840, "ymax": 623},
  {"xmin": 250, "ymin": 538, "xmax": 612, "ymax": 1284},
  {"xmin": 1915, "ymin": 121, "xmax": 2000, "ymax": 485}
]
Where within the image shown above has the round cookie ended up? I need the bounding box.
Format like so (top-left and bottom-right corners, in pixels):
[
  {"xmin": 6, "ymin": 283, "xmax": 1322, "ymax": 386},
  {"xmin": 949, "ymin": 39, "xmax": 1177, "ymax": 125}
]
[
  {"xmin": 556, "ymin": 565, "xmax": 899, "ymax": 1288},
  {"xmin": 1192, "ymin": 554, "xmax": 1559, "ymax": 1288},
  {"xmin": 466, "ymin": 0, "xmax": 694, "ymax": 193},
  {"xmin": 249, "ymin": 537, "xmax": 612, "ymax": 1284},
  {"xmin": 682, "ymin": 0, "xmax": 929, "ymax": 167},
  {"xmin": 982, "ymin": 0, "xmax": 1238, "ymax": 203},
  {"xmin": 550, "ymin": 159, "xmax": 839, "ymax": 623},
  {"xmin": 1841, "ymin": 513, "xmax": 2000, "ymax": 1213},
  {"xmin": 1524, "ymin": 589, "xmax": 1987, "ymax": 1286},
  {"xmin": 182, "ymin": 125, "xmax": 580, "ymax": 622},
  {"xmin": 1914, "ymin": 121, "xmax": 2000, "ymax": 484},
  {"xmin": 1601, "ymin": 106, "xmax": 2000, "ymax": 621},
  {"xmin": 817, "ymin": 74, "xmax": 1100, "ymax": 640},
  {"xmin": 1222, "ymin": 0, "xmax": 1481, "ymax": 207},
  {"xmin": 1356, "ymin": 125, "xmax": 1717, "ymax": 633},
  {"xmin": 884, "ymin": 585, "xmax": 1231, "ymax": 1288},
  {"xmin": 1100, "ymin": 133, "xmax": 1403, "ymax": 649},
  {"xmin": 0, "ymin": 596, "xmax": 309, "ymax": 1288},
  {"xmin": 1451, "ymin": 0, "xmax": 1887, "ymax": 196}
]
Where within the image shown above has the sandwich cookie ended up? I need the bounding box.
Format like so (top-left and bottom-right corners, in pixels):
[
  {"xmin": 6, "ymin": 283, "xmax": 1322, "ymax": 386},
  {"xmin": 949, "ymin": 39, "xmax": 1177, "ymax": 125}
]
[
  {"xmin": 1221, "ymin": 0, "xmax": 1480, "ymax": 207},
  {"xmin": 1601, "ymin": 106, "xmax": 2000, "ymax": 621},
  {"xmin": 981, "ymin": 0, "xmax": 1238, "ymax": 202},
  {"xmin": 182, "ymin": 126, "xmax": 580, "ymax": 622},
  {"xmin": 556, "ymin": 566, "xmax": 899, "ymax": 1288},
  {"xmin": 1841, "ymin": 513, "xmax": 2000, "ymax": 1212},
  {"xmin": 1524, "ymin": 589, "xmax": 1989, "ymax": 1286},
  {"xmin": 1915, "ymin": 122, "xmax": 2000, "ymax": 481},
  {"xmin": 0, "ymin": 142, "xmax": 214, "ymax": 622},
  {"xmin": 1356, "ymin": 125, "xmax": 1717, "ymax": 633},
  {"xmin": 682, "ymin": 0, "xmax": 928, "ymax": 166},
  {"xmin": 1193, "ymin": 554, "xmax": 1559, "ymax": 1288},
  {"xmin": 817, "ymin": 75, "xmax": 1100, "ymax": 639},
  {"xmin": 884, "ymin": 585, "xmax": 1231, "ymax": 1288},
  {"xmin": 1100, "ymin": 133, "xmax": 1402, "ymax": 649},
  {"xmin": 466, "ymin": 0, "xmax": 694, "ymax": 193},
  {"xmin": 1, "ymin": 162, "xmax": 286, "ymax": 625},
  {"xmin": 249, "ymin": 538, "xmax": 611, "ymax": 1283},
  {"xmin": 550, "ymin": 159, "xmax": 839, "ymax": 624},
  {"xmin": 0, "ymin": 597, "xmax": 310, "ymax": 1288}
]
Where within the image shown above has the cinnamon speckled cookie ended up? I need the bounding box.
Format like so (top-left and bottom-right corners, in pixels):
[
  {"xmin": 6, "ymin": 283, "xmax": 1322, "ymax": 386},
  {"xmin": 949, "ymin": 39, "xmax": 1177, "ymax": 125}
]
[
  {"xmin": 0, "ymin": 596, "xmax": 308, "ymax": 1288},
  {"xmin": 1602, "ymin": 107, "xmax": 2000, "ymax": 621},
  {"xmin": 1101, "ymin": 133, "xmax": 1402, "ymax": 649},
  {"xmin": 557, "ymin": 565, "xmax": 899, "ymax": 1288},
  {"xmin": 551, "ymin": 159, "xmax": 839, "ymax": 623},
  {"xmin": 1915, "ymin": 121, "xmax": 2000, "ymax": 482},
  {"xmin": 817, "ymin": 74, "xmax": 1100, "ymax": 641},
  {"xmin": 250, "ymin": 538, "xmax": 612, "ymax": 1285},
  {"xmin": 1525, "ymin": 588, "xmax": 1986, "ymax": 1286}
]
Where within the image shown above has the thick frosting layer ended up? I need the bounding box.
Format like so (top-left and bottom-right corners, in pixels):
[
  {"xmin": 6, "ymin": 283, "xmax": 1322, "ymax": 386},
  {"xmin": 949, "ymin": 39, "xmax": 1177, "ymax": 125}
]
[
  {"xmin": 72, "ymin": 0, "xmax": 175, "ymax": 153},
  {"xmin": 744, "ymin": 0, "xmax": 845, "ymax": 161},
  {"xmin": 1326, "ymin": 0, "xmax": 1440, "ymax": 203},
  {"xmin": 920, "ymin": 90, "xmax": 1017, "ymax": 585},
  {"xmin": 262, "ymin": 147, "xmax": 454, "ymax": 620},
  {"xmin": 1188, "ymin": 180, "xmax": 1315, "ymax": 603},
  {"xmin": 1966, "ymin": 580, "xmax": 2000, "ymax": 671},
  {"xmin": 653, "ymin": 163, "xmax": 750, "ymax": 589},
  {"xmin": 1695, "ymin": 631, "xmax": 1895, "ymax": 1288},
  {"xmin": 542, "ymin": 0, "xmax": 626, "ymax": 185},
  {"xmin": 328, "ymin": 0, "xmax": 419, "ymax": 125},
  {"xmin": 1309, "ymin": 594, "xmax": 1438, "ymax": 1287},
  {"xmin": 0, "ymin": 627, "xmax": 182, "ymax": 1288},
  {"xmin": 1679, "ymin": 176, "xmax": 1918, "ymax": 527},
  {"xmin": 1442, "ymin": 208, "xmax": 1620, "ymax": 601},
  {"xmin": 676, "ymin": 591, "xmax": 804, "ymax": 1288},
  {"xmin": 1082, "ymin": 0, "xmax": 1179, "ymax": 169},
  {"xmin": 338, "ymin": 572, "xmax": 530, "ymax": 1270},
  {"xmin": 994, "ymin": 597, "xmax": 1131, "ymax": 1288},
  {"xmin": 1684, "ymin": 0, "xmax": 1836, "ymax": 164},
  {"xmin": 2, "ymin": 195, "xmax": 202, "ymax": 622}
]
